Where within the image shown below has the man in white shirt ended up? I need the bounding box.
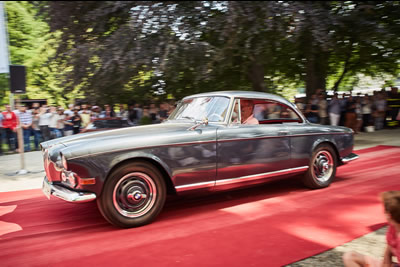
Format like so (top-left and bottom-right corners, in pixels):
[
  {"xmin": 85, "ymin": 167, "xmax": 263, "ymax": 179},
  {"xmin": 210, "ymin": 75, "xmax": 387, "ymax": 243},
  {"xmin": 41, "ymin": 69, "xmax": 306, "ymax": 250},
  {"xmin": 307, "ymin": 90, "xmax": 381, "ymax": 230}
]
[
  {"xmin": 39, "ymin": 106, "xmax": 52, "ymax": 141},
  {"xmin": 18, "ymin": 105, "xmax": 33, "ymax": 152},
  {"xmin": 64, "ymin": 103, "xmax": 75, "ymax": 117}
]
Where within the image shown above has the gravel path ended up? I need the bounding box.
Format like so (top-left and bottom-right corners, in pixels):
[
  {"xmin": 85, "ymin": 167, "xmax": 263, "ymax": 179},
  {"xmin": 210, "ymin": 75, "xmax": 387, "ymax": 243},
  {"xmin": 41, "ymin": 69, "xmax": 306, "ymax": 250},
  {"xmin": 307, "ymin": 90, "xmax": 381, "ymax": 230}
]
[{"xmin": 286, "ymin": 227, "xmax": 387, "ymax": 266}]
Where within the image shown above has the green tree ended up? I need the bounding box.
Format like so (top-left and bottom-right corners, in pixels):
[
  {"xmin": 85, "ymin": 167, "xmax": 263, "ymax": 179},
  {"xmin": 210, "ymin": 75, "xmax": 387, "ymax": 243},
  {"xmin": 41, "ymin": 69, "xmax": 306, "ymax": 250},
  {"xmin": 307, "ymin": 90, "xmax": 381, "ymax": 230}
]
[
  {"xmin": 43, "ymin": 1, "xmax": 400, "ymax": 102},
  {"xmin": 1, "ymin": 1, "xmax": 69, "ymax": 106}
]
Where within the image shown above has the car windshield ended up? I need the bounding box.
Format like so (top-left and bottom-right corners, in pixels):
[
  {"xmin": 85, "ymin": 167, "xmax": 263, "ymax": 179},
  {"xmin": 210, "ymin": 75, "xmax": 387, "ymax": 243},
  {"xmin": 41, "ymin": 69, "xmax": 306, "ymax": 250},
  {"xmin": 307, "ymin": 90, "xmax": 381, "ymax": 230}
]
[{"xmin": 169, "ymin": 96, "xmax": 230, "ymax": 122}]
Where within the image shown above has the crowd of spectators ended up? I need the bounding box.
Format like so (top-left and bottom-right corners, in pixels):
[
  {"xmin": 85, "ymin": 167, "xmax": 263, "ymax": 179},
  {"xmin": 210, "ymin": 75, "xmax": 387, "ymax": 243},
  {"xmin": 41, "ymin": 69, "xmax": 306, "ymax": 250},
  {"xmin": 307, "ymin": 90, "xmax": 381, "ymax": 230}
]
[
  {"xmin": 295, "ymin": 87, "xmax": 400, "ymax": 133},
  {"xmin": 0, "ymin": 87, "xmax": 399, "ymax": 155},
  {"xmin": 0, "ymin": 101, "xmax": 176, "ymax": 155}
]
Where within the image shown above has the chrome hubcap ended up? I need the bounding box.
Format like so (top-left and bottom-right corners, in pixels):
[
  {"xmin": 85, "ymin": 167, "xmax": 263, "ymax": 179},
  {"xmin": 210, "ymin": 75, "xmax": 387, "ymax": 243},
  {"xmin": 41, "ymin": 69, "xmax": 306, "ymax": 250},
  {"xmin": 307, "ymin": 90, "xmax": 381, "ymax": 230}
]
[
  {"xmin": 312, "ymin": 150, "xmax": 333, "ymax": 183},
  {"xmin": 113, "ymin": 172, "xmax": 156, "ymax": 218},
  {"xmin": 127, "ymin": 190, "xmax": 147, "ymax": 202}
]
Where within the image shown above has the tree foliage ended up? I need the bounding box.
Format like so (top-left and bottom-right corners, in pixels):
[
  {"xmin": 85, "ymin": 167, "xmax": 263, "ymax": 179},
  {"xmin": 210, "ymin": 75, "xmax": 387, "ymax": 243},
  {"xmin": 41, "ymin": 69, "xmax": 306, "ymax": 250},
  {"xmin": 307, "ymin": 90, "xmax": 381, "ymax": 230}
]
[
  {"xmin": 4, "ymin": 1, "xmax": 399, "ymax": 106},
  {"xmin": 1, "ymin": 1, "xmax": 69, "ymax": 106}
]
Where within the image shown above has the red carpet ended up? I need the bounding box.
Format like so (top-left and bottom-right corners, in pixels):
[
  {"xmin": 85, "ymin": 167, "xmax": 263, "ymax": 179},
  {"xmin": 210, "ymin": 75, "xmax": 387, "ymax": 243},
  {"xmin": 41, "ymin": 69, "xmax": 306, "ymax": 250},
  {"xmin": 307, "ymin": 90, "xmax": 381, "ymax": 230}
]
[{"xmin": 0, "ymin": 145, "xmax": 399, "ymax": 267}]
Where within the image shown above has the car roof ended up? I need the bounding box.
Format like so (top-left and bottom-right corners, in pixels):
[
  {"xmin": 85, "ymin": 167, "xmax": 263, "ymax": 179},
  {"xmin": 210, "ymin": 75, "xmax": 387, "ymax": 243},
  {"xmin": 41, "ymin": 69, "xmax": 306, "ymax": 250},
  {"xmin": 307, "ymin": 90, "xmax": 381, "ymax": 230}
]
[{"xmin": 183, "ymin": 91, "xmax": 293, "ymax": 106}]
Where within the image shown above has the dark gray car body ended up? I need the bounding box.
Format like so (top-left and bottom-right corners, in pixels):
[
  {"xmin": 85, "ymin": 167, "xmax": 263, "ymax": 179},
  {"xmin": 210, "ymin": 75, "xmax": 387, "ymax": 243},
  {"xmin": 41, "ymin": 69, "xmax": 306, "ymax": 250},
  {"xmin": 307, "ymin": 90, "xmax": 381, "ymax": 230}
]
[{"xmin": 41, "ymin": 91, "xmax": 356, "ymax": 201}]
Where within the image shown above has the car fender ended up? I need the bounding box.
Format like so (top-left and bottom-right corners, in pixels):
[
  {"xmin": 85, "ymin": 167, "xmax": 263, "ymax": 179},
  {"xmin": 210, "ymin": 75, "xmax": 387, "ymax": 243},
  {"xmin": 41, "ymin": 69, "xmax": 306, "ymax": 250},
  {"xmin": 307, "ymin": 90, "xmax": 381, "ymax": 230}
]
[{"xmin": 106, "ymin": 150, "xmax": 173, "ymax": 182}]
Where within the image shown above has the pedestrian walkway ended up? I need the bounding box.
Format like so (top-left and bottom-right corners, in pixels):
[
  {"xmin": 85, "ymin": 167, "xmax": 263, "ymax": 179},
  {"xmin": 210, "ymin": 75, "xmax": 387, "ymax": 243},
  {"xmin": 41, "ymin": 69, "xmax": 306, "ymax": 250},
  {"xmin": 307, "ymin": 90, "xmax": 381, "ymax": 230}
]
[{"xmin": 0, "ymin": 149, "xmax": 44, "ymax": 192}]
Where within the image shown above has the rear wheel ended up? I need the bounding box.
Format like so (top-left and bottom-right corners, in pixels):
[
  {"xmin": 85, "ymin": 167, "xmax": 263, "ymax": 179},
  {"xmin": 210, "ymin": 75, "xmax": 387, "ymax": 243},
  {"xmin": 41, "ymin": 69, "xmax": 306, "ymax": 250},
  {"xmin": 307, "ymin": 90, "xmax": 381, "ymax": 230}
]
[
  {"xmin": 302, "ymin": 144, "xmax": 337, "ymax": 189},
  {"xmin": 97, "ymin": 161, "xmax": 166, "ymax": 228}
]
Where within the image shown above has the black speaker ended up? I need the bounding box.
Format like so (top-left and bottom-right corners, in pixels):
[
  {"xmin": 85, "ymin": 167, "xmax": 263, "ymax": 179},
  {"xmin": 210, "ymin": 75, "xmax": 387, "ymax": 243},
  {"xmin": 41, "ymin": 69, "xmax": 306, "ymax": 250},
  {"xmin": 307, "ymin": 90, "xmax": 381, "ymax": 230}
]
[{"xmin": 9, "ymin": 65, "xmax": 26, "ymax": 94}]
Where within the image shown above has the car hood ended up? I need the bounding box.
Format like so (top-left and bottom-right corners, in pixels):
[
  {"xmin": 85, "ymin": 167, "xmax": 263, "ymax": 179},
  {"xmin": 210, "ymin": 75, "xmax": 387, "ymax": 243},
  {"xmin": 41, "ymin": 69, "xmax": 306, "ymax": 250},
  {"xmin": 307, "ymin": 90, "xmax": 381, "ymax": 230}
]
[{"xmin": 42, "ymin": 121, "xmax": 217, "ymax": 159}]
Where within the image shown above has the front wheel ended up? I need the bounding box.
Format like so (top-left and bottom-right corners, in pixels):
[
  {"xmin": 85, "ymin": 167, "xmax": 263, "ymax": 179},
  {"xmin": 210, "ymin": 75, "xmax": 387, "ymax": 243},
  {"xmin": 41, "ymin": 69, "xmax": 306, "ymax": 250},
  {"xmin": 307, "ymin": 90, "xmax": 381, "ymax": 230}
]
[
  {"xmin": 97, "ymin": 161, "xmax": 166, "ymax": 228},
  {"xmin": 302, "ymin": 144, "xmax": 337, "ymax": 189}
]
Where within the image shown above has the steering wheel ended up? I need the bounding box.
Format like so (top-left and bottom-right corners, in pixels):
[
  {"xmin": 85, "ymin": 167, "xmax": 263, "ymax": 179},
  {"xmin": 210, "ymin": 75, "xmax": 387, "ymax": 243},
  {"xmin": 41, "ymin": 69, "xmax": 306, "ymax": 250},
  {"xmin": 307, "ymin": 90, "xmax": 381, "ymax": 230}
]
[{"xmin": 208, "ymin": 113, "xmax": 223, "ymax": 122}]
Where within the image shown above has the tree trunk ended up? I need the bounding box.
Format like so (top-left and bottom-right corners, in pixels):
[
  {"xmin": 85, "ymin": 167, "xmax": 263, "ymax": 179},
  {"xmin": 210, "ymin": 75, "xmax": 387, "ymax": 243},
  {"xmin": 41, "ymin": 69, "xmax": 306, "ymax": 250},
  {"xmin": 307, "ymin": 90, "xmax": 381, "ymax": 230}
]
[
  {"xmin": 306, "ymin": 50, "xmax": 328, "ymax": 98},
  {"xmin": 247, "ymin": 61, "xmax": 267, "ymax": 92}
]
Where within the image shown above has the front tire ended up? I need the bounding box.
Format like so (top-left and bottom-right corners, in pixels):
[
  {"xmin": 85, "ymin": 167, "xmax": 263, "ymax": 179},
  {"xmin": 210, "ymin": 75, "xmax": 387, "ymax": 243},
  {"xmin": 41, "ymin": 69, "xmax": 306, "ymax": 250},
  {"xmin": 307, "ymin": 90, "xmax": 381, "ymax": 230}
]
[
  {"xmin": 302, "ymin": 144, "xmax": 337, "ymax": 189},
  {"xmin": 97, "ymin": 161, "xmax": 166, "ymax": 228}
]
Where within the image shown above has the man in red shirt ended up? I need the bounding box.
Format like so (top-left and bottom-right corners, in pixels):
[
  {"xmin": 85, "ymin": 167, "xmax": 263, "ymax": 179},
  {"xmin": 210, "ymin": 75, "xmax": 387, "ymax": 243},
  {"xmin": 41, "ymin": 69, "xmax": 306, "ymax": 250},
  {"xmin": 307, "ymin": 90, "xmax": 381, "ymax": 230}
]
[{"xmin": 2, "ymin": 105, "xmax": 18, "ymax": 152}]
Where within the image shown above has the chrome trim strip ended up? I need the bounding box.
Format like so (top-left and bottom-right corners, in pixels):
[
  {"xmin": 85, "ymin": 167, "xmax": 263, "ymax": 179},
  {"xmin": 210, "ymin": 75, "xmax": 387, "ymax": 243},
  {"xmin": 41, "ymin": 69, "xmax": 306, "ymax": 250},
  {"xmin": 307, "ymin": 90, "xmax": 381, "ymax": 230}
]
[
  {"xmin": 341, "ymin": 153, "xmax": 359, "ymax": 164},
  {"xmin": 42, "ymin": 176, "xmax": 96, "ymax": 203},
  {"xmin": 175, "ymin": 166, "xmax": 308, "ymax": 192},
  {"xmin": 215, "ymin": 166, "xmax": 309, "ymax": 186},
  {"xmin": 217, "ymin": 132, "xmax": 349, "ymax": 143},
  {"xmin": 175, "ymin": 181, "xmax": 215, "ymax": 192}
]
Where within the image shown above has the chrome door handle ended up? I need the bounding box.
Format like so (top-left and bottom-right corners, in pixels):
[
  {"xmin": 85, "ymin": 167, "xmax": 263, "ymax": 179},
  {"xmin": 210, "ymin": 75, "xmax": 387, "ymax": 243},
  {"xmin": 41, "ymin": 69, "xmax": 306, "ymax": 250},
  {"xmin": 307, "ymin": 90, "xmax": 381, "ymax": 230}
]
[{"xmin": 278, "ymin": 131, "xmax": 289, "ymax": 136}]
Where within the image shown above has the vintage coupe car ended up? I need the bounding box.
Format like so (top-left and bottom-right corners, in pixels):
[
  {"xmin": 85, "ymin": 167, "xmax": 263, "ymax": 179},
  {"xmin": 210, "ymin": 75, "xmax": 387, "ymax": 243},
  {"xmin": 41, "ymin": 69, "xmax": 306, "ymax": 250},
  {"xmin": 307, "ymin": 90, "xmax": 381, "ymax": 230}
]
[{"xmin": 41, "ymin": 91, "xmax": 358, "ymax": 228}]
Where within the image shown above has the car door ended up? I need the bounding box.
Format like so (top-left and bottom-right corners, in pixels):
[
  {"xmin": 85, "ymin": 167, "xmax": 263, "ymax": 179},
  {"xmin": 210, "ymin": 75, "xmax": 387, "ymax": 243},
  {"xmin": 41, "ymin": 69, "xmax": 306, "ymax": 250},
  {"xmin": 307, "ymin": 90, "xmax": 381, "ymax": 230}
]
[{"xmin": 216, "ymin": 98, "xmax": 291, "ymax": 187}]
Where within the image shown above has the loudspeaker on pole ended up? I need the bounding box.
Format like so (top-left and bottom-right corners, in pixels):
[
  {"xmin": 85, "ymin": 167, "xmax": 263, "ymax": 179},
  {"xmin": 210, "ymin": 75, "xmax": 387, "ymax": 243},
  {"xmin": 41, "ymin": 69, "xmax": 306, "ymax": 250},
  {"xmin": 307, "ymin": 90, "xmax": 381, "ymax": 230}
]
[{"xmin": 9, "ymin": 65, "xmax": 26, "ymax": 94}]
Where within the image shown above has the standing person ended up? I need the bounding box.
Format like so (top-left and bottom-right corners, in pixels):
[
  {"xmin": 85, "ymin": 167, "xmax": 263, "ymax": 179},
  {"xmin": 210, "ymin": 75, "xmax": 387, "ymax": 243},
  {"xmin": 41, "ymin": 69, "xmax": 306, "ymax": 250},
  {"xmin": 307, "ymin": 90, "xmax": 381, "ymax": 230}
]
[
  {"xmin": 305, "ymin": 98, "xmax": 319, "ymax": 123},
  {"xmin": 117, "ymin": 104, "xmax": 128, "ymax": 120},
  {"xmin": 79, "ymin": 104, "xmax": 91, "ymax": 128},
  {"xmin": 318, "ymin": 94, "xmax": 328, "ymax": 125},
  {"xmin": 139, "ymin": 106, "xmax": 152, "ymax": 125},
  {"xmin": 48, "ymin": 106, "xmax": 61, "ymax": 139},
  {"xmin": 339, "ymin": 93, "xmax": 348, "ymax": 126},
  {"xmin": 158, "ymin": 103, "xmax": 169, "ymax": 122},
  {"xmin": 57, "ymin": 108, "xmax": 65, "ymax": 137},
  {"xmin": 329, "ymin": 93, "xmax": 341, "ymax": 126},
  {"xmin": 18, "ymin": 104, "xmax": 33, "ymax": 152},
  {"xmin": 345, "ymin": 95, "xmax": 357, "ymax": 132},
  {"xmin": 100, "ymin": 104, "xmax": 115, "ymax": 118},
  {"xmin": 127, "ymin": 104, "xmax": 138, "ymax": 125},
  {"xmin": 361, "ymin": 94, "xmax": 372, "ymax": 132},
  {"xmin": 343, "ymin": 191, "xmax": 400, "ymax": 267},
  {"xmin": 72, "ymin": 109, "xmax": 82, "ymax": 134},
  {"xmin": 0, "ymin": 109, "xmax": 3, "ymax": 155},
  {"xmin": 149, "ymin": 103, "xmax": 159, "ymax": 124},
  {"xmin": 134, "ymin": 103, "xmax": 143, "ymax": 123},
  {"xmin": 387, "ymin": 87, "xmax": 400, "ymax": 128},
  {"xmin": 31, "ymin": 108, "xmax": 42, "ymax": 150},
  {"xmin": 354, "ymin": 97, "xmax": 363, "ymax": 134},
  {"xmin": 90, "ymin": 106, "xmax": 101, "ymax": 120},
  {"xmin": 2, "ymin": 105, "xmax": 18, "ymax": 152},
  {"xmin": 374, "ymin": 92, "xmax": 387, "ymax": 130},
  {"xmin": 310, "ymin": 93, "xmax": 319, "ymax": 105},
  {"xmin": 38, "ymin": 106, "xmax": 52, "ymax": 142},
  {"xmin": 64, "ymin": 103, "xmax": 75, "ymax": 117},
  {"xmin": 63, "ymin": 114, "xmax": 74, "ymax": 136}
]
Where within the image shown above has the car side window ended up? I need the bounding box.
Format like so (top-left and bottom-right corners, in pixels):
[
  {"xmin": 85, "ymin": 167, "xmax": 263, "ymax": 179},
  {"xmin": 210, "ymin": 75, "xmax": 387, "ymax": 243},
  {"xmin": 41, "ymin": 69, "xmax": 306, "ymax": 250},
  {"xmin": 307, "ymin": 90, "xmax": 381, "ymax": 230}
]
[
  {"xmin": 229, "ymin": 98, "xmax": 302, "ymax": 125},
  {"xmin": 253, "ymin": 100, "xmax": 302, "ymax": 124}
]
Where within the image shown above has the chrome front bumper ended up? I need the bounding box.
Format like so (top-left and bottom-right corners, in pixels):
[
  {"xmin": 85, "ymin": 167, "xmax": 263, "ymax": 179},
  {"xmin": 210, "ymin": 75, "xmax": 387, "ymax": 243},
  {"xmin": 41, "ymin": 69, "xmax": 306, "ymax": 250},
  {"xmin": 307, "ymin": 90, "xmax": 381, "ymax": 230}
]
[
  {"xmin": 341, "ymin": 153, "xmax": 359, "ymax": 164},
  {"xmin": 42, "ymin": 176, "xmax": 96, "ymax": 203}
]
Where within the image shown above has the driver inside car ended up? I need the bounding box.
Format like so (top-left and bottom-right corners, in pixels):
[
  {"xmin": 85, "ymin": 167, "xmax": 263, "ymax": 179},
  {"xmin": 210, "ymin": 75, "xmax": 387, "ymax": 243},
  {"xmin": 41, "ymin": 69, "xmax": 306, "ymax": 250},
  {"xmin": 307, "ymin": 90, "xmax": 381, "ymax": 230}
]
[{"xmin": 240, "ymin": 99, "xmax": 259, "ymax": 125}]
